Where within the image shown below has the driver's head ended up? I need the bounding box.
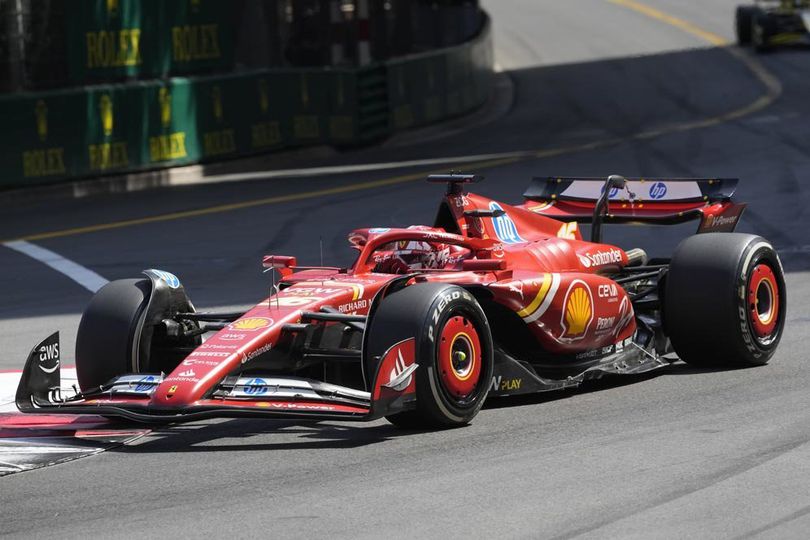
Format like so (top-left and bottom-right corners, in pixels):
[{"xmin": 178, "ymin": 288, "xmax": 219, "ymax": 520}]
[{"xmin": 376, "ymin": 240, "xmax": 451, "ymax": 272}]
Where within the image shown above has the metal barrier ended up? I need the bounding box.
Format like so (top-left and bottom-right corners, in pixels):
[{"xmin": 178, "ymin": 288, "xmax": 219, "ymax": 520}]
[{"xmin": 0, "ymin": 13, "xmax": 492, "ymax": 190}]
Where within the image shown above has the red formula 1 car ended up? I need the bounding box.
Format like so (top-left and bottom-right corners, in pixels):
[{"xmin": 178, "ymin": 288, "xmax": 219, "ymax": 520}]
[{"xmin": 17, "ymin": 174, "xmax": 787, "ymax": 427}]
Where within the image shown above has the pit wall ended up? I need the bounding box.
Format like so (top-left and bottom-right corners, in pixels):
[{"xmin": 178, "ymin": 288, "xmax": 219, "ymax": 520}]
[{"xmin": 0, "ymin": 16, "xmax": 492, "ymax": 190}]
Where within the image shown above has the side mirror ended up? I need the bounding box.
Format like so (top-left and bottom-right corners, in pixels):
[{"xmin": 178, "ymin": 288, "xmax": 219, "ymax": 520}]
[{"xmin": 263, "ymin": 255, "xmax": 297, "ymax": 277}]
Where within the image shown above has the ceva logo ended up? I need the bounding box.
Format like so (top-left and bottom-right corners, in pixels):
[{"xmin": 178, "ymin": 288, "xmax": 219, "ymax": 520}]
[
  {"xmin": 649, "ymin": 182, "xmax": 667, "ymax": 200},
  {"xmin": 489, "ymin": 202, "xmax": 525, "ymax": 244}
]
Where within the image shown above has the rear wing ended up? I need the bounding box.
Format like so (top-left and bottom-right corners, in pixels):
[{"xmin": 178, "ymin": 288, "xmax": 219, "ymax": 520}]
[{"xmin": 522, "ymin": 177, "xmax": 745, "ymax": 233}]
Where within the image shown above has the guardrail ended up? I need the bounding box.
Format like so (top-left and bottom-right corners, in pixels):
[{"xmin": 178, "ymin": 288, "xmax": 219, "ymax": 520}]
[{"xmin": 0, "ymin": 15, "xmax": 492, "ymax": 190}]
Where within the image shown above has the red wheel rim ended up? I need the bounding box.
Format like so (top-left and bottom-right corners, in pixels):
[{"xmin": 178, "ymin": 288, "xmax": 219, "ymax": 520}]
[
  {"xmin": 748, "ymin": 263, "xmax": 779, "ymax": 339},
  {"xmin": 438, "ymin": 314, "xmax": 482, "ymax": 399}
]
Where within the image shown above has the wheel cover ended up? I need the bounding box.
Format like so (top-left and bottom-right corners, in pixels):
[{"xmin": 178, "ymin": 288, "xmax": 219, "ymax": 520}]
[
  {"xmin": 748, "ymin": 263, "xmax": 779, "ymax": 339},
  {"xmin": 437, "ymin": 314, "xmax": 482, "ymax": 399}
]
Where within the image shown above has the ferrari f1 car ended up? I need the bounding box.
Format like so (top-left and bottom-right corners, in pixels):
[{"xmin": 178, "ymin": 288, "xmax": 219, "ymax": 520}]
[
  {"xmin": 736, "ymin": 0, "xmax": 810, "ymax": 52},
  {"xmin": 17, "ymin": 174, "xmax": 787, "ymax": 428}
]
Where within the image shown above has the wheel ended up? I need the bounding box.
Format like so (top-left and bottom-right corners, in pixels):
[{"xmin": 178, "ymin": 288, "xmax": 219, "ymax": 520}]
[
  {"xmin": 752, "ymin": 11, "xmax": 775, "ymax": 53},
  {"xmin": 365, "ymin": 283, "xmax": 494, "ymax": 428},
  {"xmin": 735, "ymin": 6, "xmax": 756, "ymax": 45},
  {"xmin": 76, "ymin": 279, "xmax": 152, "ymax": 391},
  {"xmin": 665, "ymin": 233, "xmax": 786, "ymax": 367}
]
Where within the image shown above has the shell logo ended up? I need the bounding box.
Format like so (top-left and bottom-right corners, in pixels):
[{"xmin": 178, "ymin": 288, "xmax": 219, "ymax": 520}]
[
  {"xmin": 562, "ymin": 281, "xmax": 593, "ymax": 339},
  {"xmin": 229, "ymin": 317, "xmax": 273, "ymax": 332}
]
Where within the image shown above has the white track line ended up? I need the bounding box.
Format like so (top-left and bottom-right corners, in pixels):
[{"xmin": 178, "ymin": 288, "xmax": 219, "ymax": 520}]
[{"xmin": 3, "ymin": 240, "xmax": 109, "ymax": 293}]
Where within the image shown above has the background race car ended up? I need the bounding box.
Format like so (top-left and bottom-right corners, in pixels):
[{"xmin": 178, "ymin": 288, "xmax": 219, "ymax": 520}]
[{"xmin": 736, "ymin": 0, "xmax": 810, "ymax": 52}]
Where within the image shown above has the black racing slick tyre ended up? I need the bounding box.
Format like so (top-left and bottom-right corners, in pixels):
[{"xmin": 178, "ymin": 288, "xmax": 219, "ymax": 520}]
[
  {"xmin": 75, "ymin": 279, "xmax": 151, "ymax": 391},
  {"xmin": 735, "ymin": 6, "xmax": 755, "ymax": 45},
  {"xmin": 365, "ymin": 284, "xmax": 494, "ymax": 429},
  {"xmin": 665, "ymin": 233, "xmax": 786, "ymax": 368}
]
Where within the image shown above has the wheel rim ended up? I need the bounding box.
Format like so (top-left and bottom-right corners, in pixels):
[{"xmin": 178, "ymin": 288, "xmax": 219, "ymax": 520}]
[
  {"xmin": 748, "ymin": 263, "xmax": 779, "ymax": 339},
  {"xmin": 438, "ymin": 314, "xmax": 482, "ymax": 399}
]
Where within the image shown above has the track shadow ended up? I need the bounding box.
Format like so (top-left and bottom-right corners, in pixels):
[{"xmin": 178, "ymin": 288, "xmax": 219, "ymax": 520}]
[{"xmin": 111, "ymin": 417, "xmax": 410, "ymax": 453}]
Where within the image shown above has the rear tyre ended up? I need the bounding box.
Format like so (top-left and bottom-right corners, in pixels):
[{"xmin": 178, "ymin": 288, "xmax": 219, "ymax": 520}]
[
  {"xmin": 665, "ymin": 233, "xmax": 786, "ymax": 367},
  {"xmin": 365, "ymin": 283, "xmax": 494, "ymax": 428},
  {"xmin": 736, "ymin": 6, "xmax": 755, "ymax": 45},
  {"xmin": 76, "ymin": 279, "xmax": 152, "ymax": 391}
]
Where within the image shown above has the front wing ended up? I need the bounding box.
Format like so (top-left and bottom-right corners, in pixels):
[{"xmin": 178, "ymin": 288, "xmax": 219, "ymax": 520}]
[{"xmin": 15, "ymin": 333, "xmax": 416, "ymax": 423}]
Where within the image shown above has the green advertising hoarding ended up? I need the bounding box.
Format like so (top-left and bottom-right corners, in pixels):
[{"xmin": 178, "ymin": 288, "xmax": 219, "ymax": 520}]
[
  {"xmin": 67, "ymin": 0, "xmax": 234, "ymax": 85},
  {"xmin": 1, "ymin": 15, "xmax": 493, "ymax": 191}
]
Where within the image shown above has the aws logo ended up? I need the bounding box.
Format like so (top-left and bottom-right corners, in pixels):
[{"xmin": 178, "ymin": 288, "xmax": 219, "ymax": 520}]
[
  {"xmin": 489, "ymin": 202, "xmax": 525, "ymax": 244},
  {"xmin": 561, "ymin": 280, "xmax": 593, "ymax": 340}
]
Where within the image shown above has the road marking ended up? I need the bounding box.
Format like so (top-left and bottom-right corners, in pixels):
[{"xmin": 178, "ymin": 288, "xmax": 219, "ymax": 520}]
[
  {"xmin": 607, "ymin": 0, "xmax": 782, "ymax": 127},
  {"xmin": 1, "ymin": 3, "xmax": 782, "ymax": 245},
  {"xmin": 608, "ymin": 0, "xmax": 728, "ymax": 46},
  {"xmin": 3, "ymin": 240, "xmax": 109, "ymax": 293},
  {"xmin": 4, "ymin": 157, "xmax": 520, "ymax": 243}
]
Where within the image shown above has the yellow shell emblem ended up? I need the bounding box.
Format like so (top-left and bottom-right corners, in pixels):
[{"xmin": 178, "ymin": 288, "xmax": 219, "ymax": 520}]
[
  {"xmin": 231, "ymin": 317, "xmax": 271, "ymax": 331},
  {"xmin": 564, "ymin": 284, "xmax": 592, "ymax": 337}
]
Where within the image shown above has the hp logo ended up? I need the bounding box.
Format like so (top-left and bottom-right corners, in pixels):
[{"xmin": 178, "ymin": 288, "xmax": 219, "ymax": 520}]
[
  {"xmin": 601, "ymin": 184, "xmax": 620, "ymax": 199},
  {"xmin": 151, "ymin": 269, "xmax": 180, "ymax": 288},
  {"xmin": 134, "ymin": 375, "xmax": 156, "ymax": 392},
  {"xmin": 244, "ymin": 378, "xmax": 268, "ymax": 395},
  {"xmin": 649, "ymin": 182, "xmax": 667, "ymax": 200},
  {"xmin": 489, "ymin": 202, "xmax": 526, "ymax": 244}
]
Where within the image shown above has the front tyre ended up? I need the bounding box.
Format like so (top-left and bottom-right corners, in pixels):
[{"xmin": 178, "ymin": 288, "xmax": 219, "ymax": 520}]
[
  {"xmin": 665, "ymin": 233, "xmax": 786, "ymax": 367},
  {"xmin": 76, "ymin": 279, "xmax": 152, "ymax": 391},
  {"xmin": 365, "ymin": 284, "xmax": 494, "ymax": 428}
]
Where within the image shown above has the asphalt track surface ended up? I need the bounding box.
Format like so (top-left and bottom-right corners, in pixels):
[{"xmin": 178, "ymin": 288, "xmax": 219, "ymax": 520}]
[{"xmin": 2, "ymin": 0, "xmax": 810, "ymax": 538}]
